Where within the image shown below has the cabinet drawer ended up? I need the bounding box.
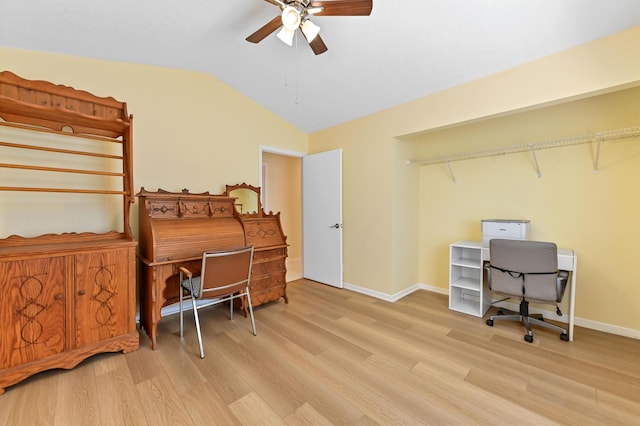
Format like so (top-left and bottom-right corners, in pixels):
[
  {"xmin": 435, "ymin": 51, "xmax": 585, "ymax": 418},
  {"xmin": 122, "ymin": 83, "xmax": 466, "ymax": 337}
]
[
  {"xmin": 249, "ymin": 274, "xmax": 286, "ymax": 306},
  {"xmin": 251, "ymin": 258, "xmax": 286, "ymax": 278},
  {"xmin": 253, "ymin": 247, "xmax": 287, "ymax": 261},
  {"xmin": 251, "ymin": 274, "xmax": 286, "ymax": 292}
]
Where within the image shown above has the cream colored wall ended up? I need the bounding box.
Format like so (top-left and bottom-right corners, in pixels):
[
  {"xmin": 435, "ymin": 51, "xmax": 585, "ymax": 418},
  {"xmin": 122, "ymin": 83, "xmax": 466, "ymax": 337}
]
[
  {"xmin": 262, "ymin": 152, "xmax": 301, "ymax": 261},
  {"xmin": 0, "ymin": 125, "xmax": 125, "ymax": 237},
  {"xmin": 415, "ymin": 87, "xmax": 640, "ymax": 332},
  {"xmin": 309, "ymin": 26, "xmax": 640, "ymax": 333},
  {"xmin": 0, "ymin": 48, "xmax": 308, "ymax": 240},
  {"xmin": 308, "ymin": 121, "xmax": 396, "ymax": 292},
  {"xmin": 392, "ymin": 138, "xmax": 420, "ymax": 293},
  {"xmin": 3, "ymin": 25, "xmax": 640, "ymax": 333}
]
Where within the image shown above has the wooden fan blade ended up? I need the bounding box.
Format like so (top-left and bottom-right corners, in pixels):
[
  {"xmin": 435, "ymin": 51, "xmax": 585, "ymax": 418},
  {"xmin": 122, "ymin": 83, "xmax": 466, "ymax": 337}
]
[
  {"xmin": 309, "ymin": 0, "xmax": 373, "ymax": 16},
  {"xmin": 308, "ymin": 34, "xmax": 328, "ymax": 55},
  {"xmin": 246, "ymin": 16, "xmax": 282, "ymax": 43}
]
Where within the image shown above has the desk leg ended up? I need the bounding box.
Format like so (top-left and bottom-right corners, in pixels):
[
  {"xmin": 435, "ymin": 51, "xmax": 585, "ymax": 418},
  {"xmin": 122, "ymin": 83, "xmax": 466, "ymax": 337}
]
[
  {"xmin": 569, "ymin": 256, "xmax": 577, "ymax": 341},
  {"xmin": 140, "ymin": 263, "xmax": 170, "ymax": 350}
]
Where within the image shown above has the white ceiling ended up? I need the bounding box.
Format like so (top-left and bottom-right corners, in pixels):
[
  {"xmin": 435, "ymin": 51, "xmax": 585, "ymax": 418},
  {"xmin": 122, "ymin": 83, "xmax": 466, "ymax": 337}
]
[{"xmin": 2, "ymin": 1, "xmax": 640, "ymax": 133}]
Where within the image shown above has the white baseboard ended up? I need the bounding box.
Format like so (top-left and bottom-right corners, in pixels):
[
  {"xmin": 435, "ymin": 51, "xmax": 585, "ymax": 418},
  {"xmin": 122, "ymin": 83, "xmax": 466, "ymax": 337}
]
[
  {"xmin": 342, "ymin": 281, "xmax": 447, "ymax": 302},
  {"xmin": 341, "ymin": 281, "xmax": 639, "ymax": 340},
  {"xmin": 573, "ymin": 317, "xmax": 640, "ymax": 339}
]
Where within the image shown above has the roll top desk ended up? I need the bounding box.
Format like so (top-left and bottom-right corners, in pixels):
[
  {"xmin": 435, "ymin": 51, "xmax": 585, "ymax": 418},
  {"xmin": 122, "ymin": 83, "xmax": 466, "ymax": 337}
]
[{"xmin": 137, "ymin": 186, "xmax": 288, "ymax": 349}]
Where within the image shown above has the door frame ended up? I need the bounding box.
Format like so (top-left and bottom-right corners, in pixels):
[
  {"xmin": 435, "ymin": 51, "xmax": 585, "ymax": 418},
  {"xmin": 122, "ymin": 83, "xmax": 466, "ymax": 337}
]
[
  {"xmin": 259, "ymin": 145, "xmax": 305, "ymax": 281},
  {"xmin": 258, "ymin": 145, "xmax": 305, "ymax": 188}
]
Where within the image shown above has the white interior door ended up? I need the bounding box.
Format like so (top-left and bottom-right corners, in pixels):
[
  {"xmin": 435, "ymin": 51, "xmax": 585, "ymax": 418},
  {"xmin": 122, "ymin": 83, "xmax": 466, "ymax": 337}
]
[{"xmin": 302, "ymin": 149, "xmax": 343, "ymax": 288}]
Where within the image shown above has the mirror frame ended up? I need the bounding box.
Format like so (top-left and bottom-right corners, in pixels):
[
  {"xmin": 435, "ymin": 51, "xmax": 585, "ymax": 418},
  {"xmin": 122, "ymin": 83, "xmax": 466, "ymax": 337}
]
[{"xmin": 225, "ymin": 183, "xmax": 262, "ymax": 215}]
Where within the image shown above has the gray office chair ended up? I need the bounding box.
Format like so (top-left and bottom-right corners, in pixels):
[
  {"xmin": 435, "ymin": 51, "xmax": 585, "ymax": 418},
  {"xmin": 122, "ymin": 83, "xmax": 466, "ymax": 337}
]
[
  {"xmin": 179, "ymin": 246, "xmax": 256, "ymax": 358},
  {"xmin": 485, "ymin": 239, "xmax": 569, "ymax": 343}
]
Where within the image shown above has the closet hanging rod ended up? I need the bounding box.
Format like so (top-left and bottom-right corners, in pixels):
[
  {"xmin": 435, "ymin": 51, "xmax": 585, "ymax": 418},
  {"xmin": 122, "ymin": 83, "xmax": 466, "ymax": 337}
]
[{"xmin": 407, "ymin": 125, "xmax": 640, "ymax": 166}]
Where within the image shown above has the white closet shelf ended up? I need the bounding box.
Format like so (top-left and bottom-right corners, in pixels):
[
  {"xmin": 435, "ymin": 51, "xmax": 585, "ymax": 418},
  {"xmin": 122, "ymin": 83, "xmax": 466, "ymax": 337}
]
[{"xmin": 407, "ymin": 125, "xmax": 640, "ymax": 178}]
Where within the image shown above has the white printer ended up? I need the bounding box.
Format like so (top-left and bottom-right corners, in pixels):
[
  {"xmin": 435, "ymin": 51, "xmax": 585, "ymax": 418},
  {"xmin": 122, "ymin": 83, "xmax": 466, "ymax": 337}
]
[{"xmin": 481, "ymin": 219, "xmax": 530, "ymax": 247}]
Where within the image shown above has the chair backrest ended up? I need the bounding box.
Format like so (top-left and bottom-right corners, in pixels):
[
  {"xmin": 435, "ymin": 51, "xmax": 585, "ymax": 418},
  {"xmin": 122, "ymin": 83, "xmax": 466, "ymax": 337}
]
[
  {"xmin": 199, "ymin": 246, "xmax": 254, "ymax": 299},
  {"xmin": 489, "ymin": 239, "xmax": 559, "ymax": 302}
]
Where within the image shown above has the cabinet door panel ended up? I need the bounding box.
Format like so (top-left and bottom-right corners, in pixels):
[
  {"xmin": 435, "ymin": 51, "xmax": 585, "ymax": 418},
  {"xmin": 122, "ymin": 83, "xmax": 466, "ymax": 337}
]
[
  {"xmin": 0, "ymin": 257, "xmax": 66, "ymax": 369},
  {"xmin": 74, "ymin": 249, "xmax": 131, "ymax": 347}
]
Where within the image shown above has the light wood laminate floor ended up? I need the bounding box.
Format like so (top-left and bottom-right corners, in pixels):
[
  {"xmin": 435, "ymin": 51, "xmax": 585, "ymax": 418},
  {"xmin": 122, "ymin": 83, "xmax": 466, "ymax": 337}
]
[{"xmin": 1, "ymin": 279, "xmax": 639, "ymax": 425}]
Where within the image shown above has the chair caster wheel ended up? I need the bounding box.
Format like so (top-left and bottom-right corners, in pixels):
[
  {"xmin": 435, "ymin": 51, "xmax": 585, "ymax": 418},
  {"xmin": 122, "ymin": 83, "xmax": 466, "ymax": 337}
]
[
  {"xmin": 524, "ymin": 335, "xmax": 534, "ymax": 343},
  {"xmin": 560, "ymin": 333, "xmax": 569, "ymax": 341},
  {"xmin": 486, "ymin": 319, "xmax": 494, "ymax": 326}
]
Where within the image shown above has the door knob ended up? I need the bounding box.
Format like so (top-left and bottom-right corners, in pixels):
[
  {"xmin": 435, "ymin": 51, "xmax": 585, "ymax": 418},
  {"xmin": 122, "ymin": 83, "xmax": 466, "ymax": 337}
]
[{"xmin": 329, "ymin": 223, "xmax": 341, "ymax": 229}]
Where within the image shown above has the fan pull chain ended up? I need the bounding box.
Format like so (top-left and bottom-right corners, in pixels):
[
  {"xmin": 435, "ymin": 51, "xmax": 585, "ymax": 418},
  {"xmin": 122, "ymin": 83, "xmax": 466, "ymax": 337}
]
[
  {"xmin": 281, "ymin": 32, "xmax": 300, "ymax": 105},
  {"xmin": 283, "ymin": 39, "xmax": 289, "ymax": 88},
  {"xmin": 294, "ymin": 33, "xmax": 299, "ymax": 105}
]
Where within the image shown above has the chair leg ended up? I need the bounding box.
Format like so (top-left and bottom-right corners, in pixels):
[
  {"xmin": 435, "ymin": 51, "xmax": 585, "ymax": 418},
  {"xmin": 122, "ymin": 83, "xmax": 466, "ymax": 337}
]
[
  {"xmin": 179, "ymin": 285, "xmax": 184, "ymax": 338},
  {"xmin": 246, "ymin": 288, "xmax": 257, "ymax": 336},
  {"xmin": 528, "ymin": 317, "xmax": 567, "ymax": 335},
  {"xmin": 489, "ymin": 313, "xmax": 523, "ymax": 323},
  {"xmin": 229, "ymin": 295, "xmax": 234, "ymax": 321},
  {"xmin": 520, "ymin": 316, "xmax": 534, "ymax": 342},
  {"xmin": 191, "ymin": 297, "xmax": 205, "ymax": 359},
  {"xmin": 486, "ymin": 299, "xmax": 568, "ymax": 342}
]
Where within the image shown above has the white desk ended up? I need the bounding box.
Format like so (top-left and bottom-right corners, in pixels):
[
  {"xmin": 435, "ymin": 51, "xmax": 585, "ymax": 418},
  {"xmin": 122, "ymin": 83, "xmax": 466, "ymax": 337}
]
[{"xmin": 450, "ymin": 240, "xmax": 577, "ymax": 341}]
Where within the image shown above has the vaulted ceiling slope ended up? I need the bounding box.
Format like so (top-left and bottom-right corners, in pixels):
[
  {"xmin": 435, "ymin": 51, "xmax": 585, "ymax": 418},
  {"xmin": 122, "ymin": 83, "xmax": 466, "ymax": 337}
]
[{"xmin": 2, "ymin": 1, "xmax": 640, "ymax": 133}]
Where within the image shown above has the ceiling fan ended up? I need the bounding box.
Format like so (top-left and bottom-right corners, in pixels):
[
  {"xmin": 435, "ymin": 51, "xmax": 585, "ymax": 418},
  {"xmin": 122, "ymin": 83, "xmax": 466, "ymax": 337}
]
[{"xmin": 246, "ymin": 0, "xmax": 373, "ymax": 55}]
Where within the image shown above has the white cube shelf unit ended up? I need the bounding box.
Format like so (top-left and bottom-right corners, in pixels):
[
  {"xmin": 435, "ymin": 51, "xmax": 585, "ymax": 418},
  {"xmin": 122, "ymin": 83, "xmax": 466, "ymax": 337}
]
[{"xmin": 449, "ymin": 241, "xmax": 491, "ymax": 317}]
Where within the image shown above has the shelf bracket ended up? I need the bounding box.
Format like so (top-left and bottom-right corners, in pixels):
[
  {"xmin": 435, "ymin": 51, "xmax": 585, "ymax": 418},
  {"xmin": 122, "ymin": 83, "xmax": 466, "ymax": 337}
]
[
  {"xmin": 593, "ymin": 136, "xmax": 602, "ymax": 174},
  {"xmin": 528, "ymin": 144, "xmax": 542, "ymax": 178},
  {"xmin": 446, "ymin": 160, "xmax": 457, "ymax": 183}
]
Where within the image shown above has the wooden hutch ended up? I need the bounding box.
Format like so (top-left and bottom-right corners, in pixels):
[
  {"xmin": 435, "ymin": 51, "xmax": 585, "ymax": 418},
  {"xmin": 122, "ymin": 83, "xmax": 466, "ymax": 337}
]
[
  {"xmin": 137, "ymin": 184, "xmax": 288, "ymax": 350},
  {"xmin": 0, "ymin": 71, "xmax": 138, "ymax": 394}
]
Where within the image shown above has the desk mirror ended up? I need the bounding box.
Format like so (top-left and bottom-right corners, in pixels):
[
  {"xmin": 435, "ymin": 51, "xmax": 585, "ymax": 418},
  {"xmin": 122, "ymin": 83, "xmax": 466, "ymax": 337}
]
[{"xmin": 225, "ymin": 183, "xmax": 261, "ymax": 215}]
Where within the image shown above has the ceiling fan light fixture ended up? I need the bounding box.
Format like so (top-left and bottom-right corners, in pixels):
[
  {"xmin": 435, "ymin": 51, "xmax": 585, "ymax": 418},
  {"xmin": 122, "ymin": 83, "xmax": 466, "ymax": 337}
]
[
  {"xmin": 301, "ymin": 19, "xmax": 320, "ymax": 42},
  {"xmin": 281, "ymin": 6, "xmax": 301, "ymax": 31},
  {"xmin": 277, "ymin": 27, "xmax": 296, "ymax": 46},
  {"xmin": 246, "ymin": 0, "xmax": 373, "ymax": 55}
]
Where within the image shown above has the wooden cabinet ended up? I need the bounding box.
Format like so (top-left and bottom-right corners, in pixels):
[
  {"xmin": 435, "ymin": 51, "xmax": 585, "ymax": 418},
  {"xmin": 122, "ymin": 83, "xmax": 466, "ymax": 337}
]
[
  {"xmin": 0, "ymin": 235, "xmax": 138, "ymax": 394},
  {"xmin": 241, "ymin": 216, "xmax": 288, "ymax": 307},
  {"xmin": 0, "ymin": 71, "xmax": 138, "ymax": 394}
]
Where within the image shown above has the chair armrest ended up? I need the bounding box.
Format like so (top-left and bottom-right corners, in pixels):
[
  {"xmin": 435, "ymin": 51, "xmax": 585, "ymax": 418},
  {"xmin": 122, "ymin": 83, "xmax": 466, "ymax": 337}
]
[
  {"xmin": 179, "ymin": 266, "xmax": 193, "ymax": 278},
  {"xmin": 484, "ymin": 262, "xmax": 492, "ymax": 289},
  {"xmin": 556, "ymin": 270, "xmax": 569, "ymax": 302}
]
